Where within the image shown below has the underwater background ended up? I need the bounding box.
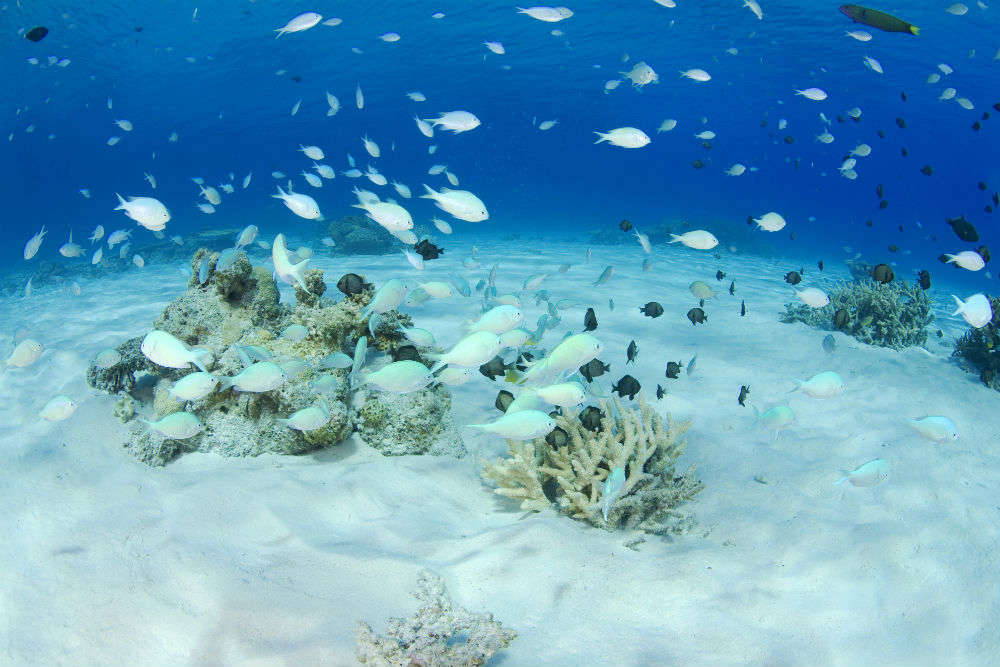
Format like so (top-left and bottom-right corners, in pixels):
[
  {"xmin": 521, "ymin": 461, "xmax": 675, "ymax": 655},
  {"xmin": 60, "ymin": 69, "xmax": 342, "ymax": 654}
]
[{"xmin": 5, "ymin": 1, "xmax": 1000, "ymax": 666}]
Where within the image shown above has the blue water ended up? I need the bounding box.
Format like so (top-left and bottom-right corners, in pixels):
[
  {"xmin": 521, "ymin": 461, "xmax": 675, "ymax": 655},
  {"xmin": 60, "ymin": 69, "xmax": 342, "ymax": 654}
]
[{"xmin": 5, "ymin": 0, "xmax": 999, "ymax": 286}]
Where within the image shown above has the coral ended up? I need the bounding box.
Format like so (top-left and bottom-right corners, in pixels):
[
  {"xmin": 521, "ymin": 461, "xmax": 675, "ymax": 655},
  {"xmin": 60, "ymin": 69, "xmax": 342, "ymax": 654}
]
[
  {"xmin": 354, "ymin": 384, "xmax": 464, "ymax": 456},
  {"xmin": 92, "ymin": 248, "xmax": 457, "ymax": 465},
  {"xmin": 294, "ymin": 268, "xmax": 327, "ymax": 308},
  {"xmin": 355, "ymin": 571, "xmax": 516, "ymax": 667},
  {"xmin": 86, "ymin": 336, "xmax": 155, "ymax": 394},
  {"xmin": 113, "ymin": 394, "xmax": 136, "ymax": 422},
  {"xmin": 325, "ymin": 214, "xmax": 397, "ymax": 254},
  {"xmin": 482, "ymin": 396, "xmax": 703, "ymax": 535},
  {"xmin": 780, "ymin": 278, "xmax": 932, "ymax": 350},
  {"xmin": 953, "ymin": 294, "xmax": 1000, "ymax": 391},
  {"xmin": 213, "ymin": 251, "xmax": 254, "ymax": 302}
]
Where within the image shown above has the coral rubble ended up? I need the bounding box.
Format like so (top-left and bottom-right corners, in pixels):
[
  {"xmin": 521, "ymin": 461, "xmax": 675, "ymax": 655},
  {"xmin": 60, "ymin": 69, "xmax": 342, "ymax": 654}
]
[
  {"xmin": 780, "ymin": 278, "xmax": 932, "ymax": 350},
  {"xmin": 355, "ymin": 571, "xmax": 517, "ymax": 667},
  {"xmin": 482, "ymin": 396, "xmax": 703, "ymax": 535}
]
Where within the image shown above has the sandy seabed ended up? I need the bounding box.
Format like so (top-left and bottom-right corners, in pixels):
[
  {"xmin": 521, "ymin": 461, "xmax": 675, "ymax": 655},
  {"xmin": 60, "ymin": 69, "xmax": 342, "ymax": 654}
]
[{"xmin": 2, "ymin": 237, "xmax": 998, "ymax": 667}]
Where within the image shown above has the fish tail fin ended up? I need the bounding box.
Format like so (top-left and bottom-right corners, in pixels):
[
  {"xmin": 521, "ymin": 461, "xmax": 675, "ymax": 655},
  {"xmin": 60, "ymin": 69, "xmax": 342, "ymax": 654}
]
[
  {"xmin": 668, "ymin": 234, "xmax": 681, "ymax": 243},
  {"xmin": 951, "ymin": 295, "xmax": 965, "ymax": 316},
  {"xmin": 834, "ymin": 475, "xmax": 848, "ymax": 486},
  {"xmin": 593, "ymin": 131, "xmax": 607, "ymax": 144},
  {"xmin": 943, "ymin": 254, "xmax": 956, "ymax": 264},
  {"xmin": 114, "ymin": 193, "xmax": 126, "ymax": 210},
  {"xmin": 419, "ymin": 184, "xmax": 437, "ymax": 199},
  {"xmin": 788, "ymin": 380, "xmax": 803, "ymax": 393},
  {"xmin": 217, "ymin": 375, "xmax": 235, "ymax": 392},
  {"xmin": 274, "ymin": 28, "xmax": 285, "ymax": 39},
  {"xmin": 909, "ymin": 25, "xmax": 919, "ymax": 36},
  {"xmin": 275, "ymin": 418, "xmax": 291, "ymax": 427},
  {"xmin": 271, "ymin": 185, "xmax": 286, "ymax": 199},
  {"xmin": 429, "ymin": 360, "xmax": 446, "ymax": 374},
  {"xmin": 368, "ymin": 312, "xmax": 382, "ymax": 338},
  {"xmin": 189, "ymin": 349, "xmax": 211, "ymax": 373}
]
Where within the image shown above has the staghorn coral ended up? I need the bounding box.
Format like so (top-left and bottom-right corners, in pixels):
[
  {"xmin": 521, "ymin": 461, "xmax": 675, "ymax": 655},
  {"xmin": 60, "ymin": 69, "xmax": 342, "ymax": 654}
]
[
  {"xmin": 953, "ymin": 294, "xmax": 1000, "ymax": 391},
  {"xmin": 355, "ymin": 571, "xmax": 516, "ymax": 667},
  {"xmin": 780, "ymin": 278, "xmax": 932, "ymax": 350},
  {"xmin": 482, "ymin": 396, "xmax": 702, "ymax": 535}
]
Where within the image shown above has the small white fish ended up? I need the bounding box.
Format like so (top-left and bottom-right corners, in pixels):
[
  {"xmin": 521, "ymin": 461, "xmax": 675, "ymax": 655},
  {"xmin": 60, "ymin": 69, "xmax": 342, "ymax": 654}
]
[
  {"xmin": 407, "ymin": 91, "xmax": 427, "ymax": 102},
  {"xmin": 78, "ymin": 188, "xmax": 91, "ymax": 198},
  {"xmin": 242, "ymin": 172, "xmax": 252, "ymax": 189},
  {"xmin": 725, "ymin": 163, "xmax": 746, "ymax": 176},
  {"xmin": 323, "ymin": 17, "xmax": 343, "ymax": 27},
  {"xmin": 680, "ymin": 68, "xmax": 711, "ymax": 82},
  {"xmin": 23, "ymin": 226, "xmax": 47, "ymax": 260},
  {"xmin": 39, "ymin": 395, "xmax": 78, "ymax": 422},
  {"xmin": 863, "ymin": 56, "xmax": 883, "ymax": 74},
  {"xmin": 944, "ymin": 250, "xmax": 985, "ymax": 271},
  {"xmin": 851, "ymin": 143, "xmax": 872, "ymax": 157},
  {"xmin": 433, "ymin": 217, "xmax": 453, "ymax": 234},
  {"xmin": 791, "ymin": 370, "xmax": 844, "ymax": 398},
  {"xmin": 299, "ymin": 144, "xmax": 324, "ymax": 160},
  {"xmin": 946, "ymin": 3, "xmax": 969, "ymax": 15},
  {"xmin": 484, "ymin": 41, "xmax": 505, "ymax": 54},
  {"xmin": 379, "ymin": 32, "xmax": 401, "ymax": 42},
  {"xmin": 845, "ymin": 30, "xmax": 872, "ymax": 41},
  {"xmin": 594, "ymin": 127, "xmax": 650, "ymax": 148},
  {"xmin": 356, "ymin": 84, "xmax": 364, "ymax": 109},
  {"xmin": 325, "ymin": 91, "xmax": 340, "ymax": 116},
  {"xmin": 795, "ymin": 87, "xmax": 827, "ymax": 101},
  {"xmin": 835, "ymin": 459, "xmax": 888, "ymax": 487},
  {"xmin": 669, "ymin": 230, "xmax": 718, "ymax": 250},
  {"xmin": 694, "ymin": 130, "xmax": 716, "ymax": 140},
  {"xmin": 515, "ymin": 6, "xmax": 574, "ymax": 22},
  {"xmin": 468, "ymin": 409, "xmax": 556, "ymax": 440},
  {"xmin": 795, "ymin": 288, "xmax": 830, "ymax": 308},
  {"xmin": 144, "ymin": 172, "xmax": 157, "ymax": 189},
  {"xmin": 313, "ymin": 163, "xmax": 335, "ymax": 179},
  {"xmin": 402, "ymin": 248, "xmax": 425, "ymax": 271},
  {"xmin": 114, "ymin": 119, "xmax": 133, "ymax": 131},
  {"xmin": 275, "ymin": 12, "xmax": 322, "ymax": 38},
  {"xmin": 909, "ymin": 416, "xmax": 959, "ymax": 441},
  {"xmin": 538, "ymin": 119, "xmax": 558, "ymax": 130},
  {"xmin": 107, "ymin": 136, "xmax": 120, "ymax": 146},
  {"xmin": 362, "ymin": 134, "xmax": 380, "ymax": 157},
  {"xmin": 91, "ymin": 246, "xmax": 103, "ymax": 265},
  {"xmin": 657, "ymin": 118, "xmax": 678, "ymax": 133},
  {"xmin": 133, "ymin": 254, "xmax": 145, "ymax": 268},
  {"xmin": 291, "ymin": 99, "xmax": 301, "ymax": 116},
  {"xmin": 951, "ymin": 293, "xmax": 992, "ymax": 328},
  {"xmin": 938, "ymin": 63, "xmax": 954, "ymax": 75}
]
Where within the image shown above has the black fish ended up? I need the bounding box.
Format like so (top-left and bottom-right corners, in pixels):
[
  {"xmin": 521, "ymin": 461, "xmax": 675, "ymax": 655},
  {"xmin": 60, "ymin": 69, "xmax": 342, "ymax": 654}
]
[
  {"xmin": 24, "ymin": 26, "xmax": 49, "ymax": 42},
  {"xmin": 865, "ymin": 220, "xmax": 873, "ymax": 227},
  {"xmin": 578, "ymin": 359, "xmax": 610, "ymax": 383},
  {"xmin": 692, "ymin": 159, "xmax": 705, "ymax": 169},
  {"xmin": 818, "ymin": 260, "xmax": 824, "ymax": 271},
  {"xmin": 729, "ymin": 281, "xmax": 735, "ymax": 295},
  {"xmin": 888, "ymin": 244, "xmax": 899, "ymax": 252},
  {"xmin": 901, "ymin": 91, "xmax": 907, "ymax": 102},
  {"xmin": 917, "ymin": 269, "xmax": 931, "ymax": 290},
  {"xmin": 639, "ymin": 301, "xmax": 663, "ymax": 318},
  {"xmin": 716, "ymin": 270, "xmax": 725, "ymax": 281},
  {"xmin": 973, "ymin": 121, "xmax": 982, "ymax": 131},
  {"xmin": 583, "ymin": 307, "xmax": 598, "ymax": 332},
  {"xmin": 738, "ymin": 385, "xmax": 750, "ymax": 407},
  {"xmin": 901, "ymin": 147, "xmax": 908, "ymax": 157},
  {"xmin": 656, "ymin": 384, "xmax": 666, "ymax": 400},
  {"xmin": 336, "ymin": 272, "xmax": 369, "ymax": 296},
  {"xmin": 839, "ymin": 5, "xmax": 919, "ymax": 35},
  {"xmin": 871, "ymin": 263, "xmax": 894, "ymax": 283},
  {"xmin": 495, "ymin": 390, "xmax": 514, "ymax": 412},
  {"xmin": 920, "ymin": 165, "xmax": 933, "ymax": 176},
  {"xmin": 877, "ymin": 129, "xmax": 886, "ymax": 139},
  {"xmin": 994, "ymin": 192, "xmax": 999, "ymax": 206},
  {"xmin": 784, "ymin": 136, "xmax": 795, "ymax": 144},
  {"xmin": 545, "ymin": 427, "xmax": 568, "ymax": 448},
  {"xmin": 413, "ymin": 239, "xmax": 443, "ymax": 260},
  {"xmin": 740, "ymin": 300, "xmax": 746, "ymax": 316},
  {"xmin": 978, "ymin": 182, "xmax": 988, "ymax": 191},
  {"xmin": 976, "ymin": 246, "xmax": 991, "ymax": 263},
  {"xmin": 612, "ymin": 375, "xmax": 641, "ymax": 400},
  {"xmin": 947, "ymin": 216, "xmax": 979, "ymax": 242},
  {"xmin": 833, "ymin": 308, "xmax": 850, "ymax": 329},
  {"xmin": 392, "ymin": 345, "xmax": 421, "ymax": 362},
  {"xmin": 626, "ymin": 340, "xmax": 639, "ymax": 364},
  {"xmin": 687, "ymin": 307, "xmax": 707, "ymax": 325},
  {"xmin": 579, "ymin": 406, "xmax": 604, "ymax": 431},
  {"xmin": 479, "ymin": 356, "xmax": 508, "ymax": 381},
  {"xmin": 784, "ymin": 271, "xmax": 802, "ymax": 285},
  {"xmin": 896, "ymin": 117, "xmax": 907, "ymax": 129},
  {"xmin": 665, "ymin": 361, "xmax": 682, "ymax": 379},
  {"xmin": 879, "ymin": 200, "xmax": 889, "ymax": 209},
  {"xmin": 876, "ymin": 184, "xmax": 884, "ymax": 198},
  {"xmin": 619, "ymin": 219, "xmax": 633, "ymax": 232},
  {"xmin": 987, "ymin": 205, "xmax": 994, "ymax": 214}
]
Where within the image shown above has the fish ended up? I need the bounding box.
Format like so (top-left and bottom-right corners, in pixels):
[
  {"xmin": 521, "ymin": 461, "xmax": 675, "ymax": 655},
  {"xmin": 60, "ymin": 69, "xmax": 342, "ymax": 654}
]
[
  {"xmin": 738, "ymin": 385, "xmax": 750, "ymax": 406},
  {"xmin": 665, "ymin": 361, "xmax": 681, "ymax": 379},
  {"xmin": 839, "ymin": 4, "xmax": 919, "ymax": 35},
  {"xmin": 468, "ymin": 410, "xmax": 557, "ymax": 440},
  {"xmin": 639, "ymin": 301, "xmax": 663, "ymax": 318},
  {"xmin": 601, "ymin": 467, "xmax": 626, "ymax": 522},
  {"xmin": 626, "ymin": 340, "xmax": 638, "ymax": 365},
  {"xmin": 909, "ymin": 416, "xmax": 959, "ymax": 441},
  {"xmin": 578, "ymin": 359, "xmax": 610, "ymax": 383},
  {"xmin": 951, "ymin": 294, "xmax": 993, "ymax": 328},
  {"xmin": 592, "ymin": 266, "xmax": 614, "ymax": 286},
  {"xmin": 23, "ymin": 226, "xmax": 47, "ymax": 260},
  {"xmin": 594, "ymin": 127, "xmax": 650, "ymax": 148},
  {"xmin": 275, "ymin": 12, "xmax": 322, "ymax": 37},
  {"xmin": 687, "ymin": 307, "xmax": 707, "ymax": 325},
  {"xmin": 835, "ymin": 459, "xmax": 888, "ymax": 487},
  {"xmin": 611, "ymin": 374, "xmax": 641, "ymax": 400},
  {"xmin": 425, "ymin": 111, "xmax": 481, "ymax": 133},
  {"xmin": 583, "ymin": 308, "xmax": 598, "ymax": 331},
  {"xmin": 791, "ymin": 371, "xmax": 845, "ymax": 398},
  {"xmin": 140, "ymin": 412, "xmax": 203, "ymax": 440}
]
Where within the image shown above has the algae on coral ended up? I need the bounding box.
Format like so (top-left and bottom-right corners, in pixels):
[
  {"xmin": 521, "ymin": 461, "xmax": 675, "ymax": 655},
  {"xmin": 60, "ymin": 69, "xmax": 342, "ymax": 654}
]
[{"xmin": 953, "ymin": 294, "xmax": 1000, "ymax": 391}]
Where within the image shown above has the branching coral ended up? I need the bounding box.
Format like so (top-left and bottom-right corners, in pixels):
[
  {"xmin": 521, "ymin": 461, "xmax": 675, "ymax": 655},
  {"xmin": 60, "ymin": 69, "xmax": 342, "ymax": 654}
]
[
  {"xmin": 355, "ymin": 571, "xmax": 516, "ymax": 667},
  {"xmin": 781, "ymin": 278, "xmax": 932, "ymax": 350},
  {"xmin": 482, "ymin": 397, "xmax": 703, "ymax": 535},
  {"xmin": 953, "ymin": 294, "xmax": 1000, "ymax": 391}
]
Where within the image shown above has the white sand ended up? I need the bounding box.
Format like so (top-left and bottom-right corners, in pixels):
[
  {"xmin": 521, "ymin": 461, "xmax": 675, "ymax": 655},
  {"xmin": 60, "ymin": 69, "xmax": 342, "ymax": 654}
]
[{"xmin": 2, "ymin": 239, "xmax": 998, "ymax": 666}]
